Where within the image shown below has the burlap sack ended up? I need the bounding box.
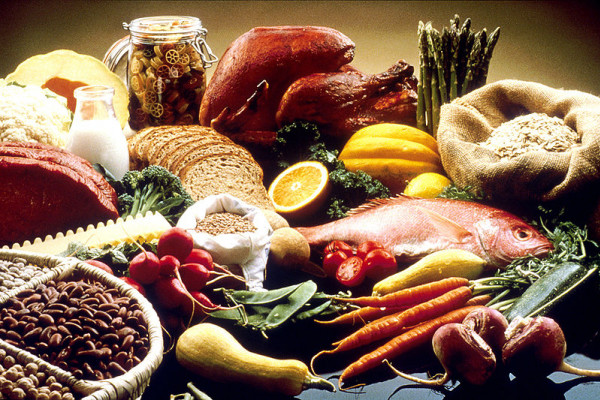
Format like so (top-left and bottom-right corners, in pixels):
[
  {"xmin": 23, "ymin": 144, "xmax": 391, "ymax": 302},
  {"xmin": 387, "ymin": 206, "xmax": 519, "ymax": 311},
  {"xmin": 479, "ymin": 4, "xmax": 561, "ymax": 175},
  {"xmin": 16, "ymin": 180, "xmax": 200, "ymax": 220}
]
[{"xmin": 437, "ymin": 79, "xmax": 600, "ymax": 202}]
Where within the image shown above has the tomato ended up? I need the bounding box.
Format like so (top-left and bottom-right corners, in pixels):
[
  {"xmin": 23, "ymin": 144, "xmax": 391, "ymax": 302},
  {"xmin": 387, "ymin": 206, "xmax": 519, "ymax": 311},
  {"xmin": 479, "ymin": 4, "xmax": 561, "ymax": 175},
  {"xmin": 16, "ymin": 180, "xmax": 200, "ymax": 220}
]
[
  {"xmin": 336, "ymin": 256, "xmax": 366, "ymax": 287},
  {"xmin": 357, "ymin": 240, "xmax": 385, "ymax": 260},
  {"xmin": 322, "ymin": 250, "xmax": 349, "ymax": 277},
  {"xmin": 324, "ymin": 240, "xmax": 354, "ymax": 258},
  {"xmin": 363, "ymin": 249, "xmax": 398, "ymax": 280}
]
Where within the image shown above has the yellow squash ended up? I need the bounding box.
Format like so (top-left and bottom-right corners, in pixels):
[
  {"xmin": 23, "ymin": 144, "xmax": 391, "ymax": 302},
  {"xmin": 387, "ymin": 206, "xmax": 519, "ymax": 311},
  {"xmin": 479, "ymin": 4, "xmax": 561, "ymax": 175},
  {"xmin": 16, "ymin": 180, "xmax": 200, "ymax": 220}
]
[
  {"xmin": 345, "ymin": 123, "xmax": 439, "ymax": 152},
  {"xmin": 339, "ymin": 123, "xmax": 444, "ymax": 193},
  {"xmin": 176, "ymin": 322, "xmax": 335, "ymax": 396},
  {"xmin": 372, "ymin": 249, "xmax": 487, "ymax": 296}
]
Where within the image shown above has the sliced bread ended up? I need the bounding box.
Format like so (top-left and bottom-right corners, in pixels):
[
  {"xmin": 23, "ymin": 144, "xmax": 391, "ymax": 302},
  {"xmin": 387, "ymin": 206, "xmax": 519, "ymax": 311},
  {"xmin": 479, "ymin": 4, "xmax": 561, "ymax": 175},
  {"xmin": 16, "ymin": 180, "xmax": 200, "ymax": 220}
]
[{"xmin": 178, "ymin": 152, "xmax": 273, "ymax": 210}]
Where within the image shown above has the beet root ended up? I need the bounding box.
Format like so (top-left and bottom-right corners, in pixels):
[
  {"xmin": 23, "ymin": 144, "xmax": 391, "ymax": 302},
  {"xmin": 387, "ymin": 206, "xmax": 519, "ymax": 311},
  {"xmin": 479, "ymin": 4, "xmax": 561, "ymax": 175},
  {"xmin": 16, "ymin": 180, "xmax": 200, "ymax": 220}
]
[
  {"xmin": 462, "ymin": 307, "xmax": 508, "ymax": 356},
  {"xmin": 433, "ymin": 322, "xmax": 497, "ymax": 385},
  {"xmin": 502, "ymin": 316, "xmax": 566, "ymax": 379},
  {"xmin": 387, "ymin": 322, "xmax": 497, "ymax": 386}
]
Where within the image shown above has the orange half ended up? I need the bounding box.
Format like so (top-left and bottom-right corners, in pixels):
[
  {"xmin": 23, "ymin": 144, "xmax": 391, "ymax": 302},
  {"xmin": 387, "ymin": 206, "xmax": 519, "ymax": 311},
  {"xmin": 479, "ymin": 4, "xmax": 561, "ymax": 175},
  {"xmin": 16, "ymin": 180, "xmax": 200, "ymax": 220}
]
[{"xmin": 268, "ymin": 161, "xmax": 330, "ymax": 218}]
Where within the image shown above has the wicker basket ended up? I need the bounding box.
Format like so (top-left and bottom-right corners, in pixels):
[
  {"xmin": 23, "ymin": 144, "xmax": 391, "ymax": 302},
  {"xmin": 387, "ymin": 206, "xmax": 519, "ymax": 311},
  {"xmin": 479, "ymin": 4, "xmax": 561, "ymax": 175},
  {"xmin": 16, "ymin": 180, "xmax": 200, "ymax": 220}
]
[{"xmin": 0, "ymin": 249, "xmax": 164, "ymax": 400}]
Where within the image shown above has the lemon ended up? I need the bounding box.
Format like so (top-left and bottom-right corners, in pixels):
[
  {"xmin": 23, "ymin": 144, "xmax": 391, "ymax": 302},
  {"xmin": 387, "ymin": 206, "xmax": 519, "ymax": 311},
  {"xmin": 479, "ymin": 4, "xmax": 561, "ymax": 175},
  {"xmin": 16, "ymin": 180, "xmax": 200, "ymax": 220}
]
[
  {"xmin": 268, "ymin": 161, "xmax": 330, "ymax": 219},
  {"xmin": 403, "ymin": 172, "xmax": 452, "ymax": 198}
]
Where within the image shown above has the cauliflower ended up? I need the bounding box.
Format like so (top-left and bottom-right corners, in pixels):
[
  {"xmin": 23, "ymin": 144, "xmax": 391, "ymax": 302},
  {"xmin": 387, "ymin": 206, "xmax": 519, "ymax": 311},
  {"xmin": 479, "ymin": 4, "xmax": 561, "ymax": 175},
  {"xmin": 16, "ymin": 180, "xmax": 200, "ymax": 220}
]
[{"xmin": 0, "ymin": 79, "xmax": 72, "ymax": 147}]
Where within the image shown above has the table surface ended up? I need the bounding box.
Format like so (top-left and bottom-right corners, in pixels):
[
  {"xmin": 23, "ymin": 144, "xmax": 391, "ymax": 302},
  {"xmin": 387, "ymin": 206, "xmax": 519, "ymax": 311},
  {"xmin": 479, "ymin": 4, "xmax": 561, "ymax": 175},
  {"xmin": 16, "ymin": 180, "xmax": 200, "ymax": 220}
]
[{"xmin": 2, "ymin": 1, "xmax": 600, "ymax": 399}]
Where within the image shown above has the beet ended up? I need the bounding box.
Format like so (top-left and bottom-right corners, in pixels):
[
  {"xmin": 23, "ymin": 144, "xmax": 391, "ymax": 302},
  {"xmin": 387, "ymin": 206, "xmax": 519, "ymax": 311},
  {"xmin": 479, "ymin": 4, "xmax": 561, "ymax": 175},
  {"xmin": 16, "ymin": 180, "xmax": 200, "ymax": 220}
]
[
  {"xmin": 387, "ymin": 321, "xmax": 497, "ymax": 386},
  {"xmin": 432, "ymin": 323, "xmax": 497, "ymax": 385},
  {"xmin": 502, "ymin": 316, "xmax": 600, "ymax": 379},
  {"xmin": 463, "ymin": 307, "xmax": 508, "ymax": 356}
]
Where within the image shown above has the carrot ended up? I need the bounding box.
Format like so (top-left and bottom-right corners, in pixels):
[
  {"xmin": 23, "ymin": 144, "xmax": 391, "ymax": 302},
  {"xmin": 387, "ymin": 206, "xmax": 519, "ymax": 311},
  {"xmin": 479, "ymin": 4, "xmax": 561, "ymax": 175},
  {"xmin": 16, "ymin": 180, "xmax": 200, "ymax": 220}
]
[
  {"xmin": 327, "ymin": 286, "xmax": 472, "ymax": 354},
  {"xmin": 311, "ymin": 286, "xmax": 473, "ymax": 374},
  {"xmin": 338, "ymin": 305, "xmax": 484, "ymax": 388},
  {"xmin": 315, "ymin": 305, "xmax": 408, "ymax": 325},
  {"xmin": 336, "ymin": 277, "xmax": 469, "ymax": 307},
  {"xmin": 464, "ymin": 294, "xmax": 492, "ymax": 307}
]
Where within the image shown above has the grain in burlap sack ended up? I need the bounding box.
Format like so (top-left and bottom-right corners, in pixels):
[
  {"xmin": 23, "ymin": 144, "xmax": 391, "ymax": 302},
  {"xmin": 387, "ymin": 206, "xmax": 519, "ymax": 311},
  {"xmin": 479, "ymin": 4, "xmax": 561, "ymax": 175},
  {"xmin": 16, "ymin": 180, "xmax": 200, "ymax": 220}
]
[{"xmin": 437, "ymin": 79, "xmax": 600, "ymax": 202}]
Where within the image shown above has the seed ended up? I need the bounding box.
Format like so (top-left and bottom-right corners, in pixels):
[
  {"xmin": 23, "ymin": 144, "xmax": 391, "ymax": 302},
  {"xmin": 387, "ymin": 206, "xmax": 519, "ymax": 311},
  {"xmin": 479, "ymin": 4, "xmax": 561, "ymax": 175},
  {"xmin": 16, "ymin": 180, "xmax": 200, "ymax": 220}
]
[
  {"xmin": 195, "ymin": 212, "xmax": 257, "ymax": 235},
  {"xmin": 38, "ymin": 313, "xmax": 55, "ymax": 326}
]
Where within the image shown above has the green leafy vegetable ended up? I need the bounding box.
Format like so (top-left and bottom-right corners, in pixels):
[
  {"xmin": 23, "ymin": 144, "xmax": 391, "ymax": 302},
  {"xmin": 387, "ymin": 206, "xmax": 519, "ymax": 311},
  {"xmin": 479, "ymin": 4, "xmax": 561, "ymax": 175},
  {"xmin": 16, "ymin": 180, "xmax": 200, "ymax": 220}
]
[
  {"xmin": 112, "ymin": 165, "xmax": 194, "ymax": 225},
  {"xmin": 325, "ymin": 169, "xmax": 390, "ymax": 219},
  {"xmin": 437, "ymin": 184, "xmax": 486, "ymax": 202}
]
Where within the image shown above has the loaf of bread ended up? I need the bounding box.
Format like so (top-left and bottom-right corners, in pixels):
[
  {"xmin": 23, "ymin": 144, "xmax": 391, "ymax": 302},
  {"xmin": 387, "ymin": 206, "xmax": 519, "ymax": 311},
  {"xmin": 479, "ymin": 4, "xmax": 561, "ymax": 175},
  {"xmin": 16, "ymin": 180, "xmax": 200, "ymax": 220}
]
[
  {"xmin": 128, "ymin": 125, "xmax": 275, "ymax": 210},
  {"xmin": 0, "ymin": 141, "xmax": 119, "ymax": 246}
]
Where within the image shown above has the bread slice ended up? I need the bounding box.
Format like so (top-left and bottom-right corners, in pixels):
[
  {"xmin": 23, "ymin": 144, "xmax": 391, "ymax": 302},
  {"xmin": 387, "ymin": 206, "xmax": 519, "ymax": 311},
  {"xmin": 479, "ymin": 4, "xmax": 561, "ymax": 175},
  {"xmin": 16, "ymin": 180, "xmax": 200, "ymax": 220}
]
[
  {"xmin": 146, "ymin": 129, "xmax": 193, "ymax": 166},
  {"xmin": 170, "ymin": 140, "xmax": 255, "ymax": 177},
  {"xmin": 133, "ymin": 125, "xmax": 180, "ymax": 166},
  {"xmin": 178, "ymin": 152, "xmax": 273, "ymax": 210}
]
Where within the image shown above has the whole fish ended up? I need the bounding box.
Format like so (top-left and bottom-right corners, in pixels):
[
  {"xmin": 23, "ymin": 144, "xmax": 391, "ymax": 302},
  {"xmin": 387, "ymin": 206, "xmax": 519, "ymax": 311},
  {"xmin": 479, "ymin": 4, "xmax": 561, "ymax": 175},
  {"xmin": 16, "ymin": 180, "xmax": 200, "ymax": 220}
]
[{"xmin": 295, "ymin": 196, "xmax": 553, "ymax": 268}]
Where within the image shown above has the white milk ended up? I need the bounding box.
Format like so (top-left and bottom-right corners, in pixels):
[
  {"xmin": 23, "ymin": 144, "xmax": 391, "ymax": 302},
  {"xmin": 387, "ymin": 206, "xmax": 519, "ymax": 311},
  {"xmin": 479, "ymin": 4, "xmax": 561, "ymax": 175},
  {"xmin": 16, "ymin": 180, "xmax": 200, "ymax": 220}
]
[{"xmin": 67, "ymin": 119, "xmax": 130, "ymax": 180}]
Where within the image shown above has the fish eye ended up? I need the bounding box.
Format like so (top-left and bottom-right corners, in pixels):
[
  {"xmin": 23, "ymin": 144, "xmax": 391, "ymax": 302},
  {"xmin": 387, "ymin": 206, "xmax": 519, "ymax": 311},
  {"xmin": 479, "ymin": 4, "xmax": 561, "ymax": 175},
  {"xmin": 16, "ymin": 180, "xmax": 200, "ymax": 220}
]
[{"xmin": 513, "ymin": 227, "xmax": 532, "ymax": 241}]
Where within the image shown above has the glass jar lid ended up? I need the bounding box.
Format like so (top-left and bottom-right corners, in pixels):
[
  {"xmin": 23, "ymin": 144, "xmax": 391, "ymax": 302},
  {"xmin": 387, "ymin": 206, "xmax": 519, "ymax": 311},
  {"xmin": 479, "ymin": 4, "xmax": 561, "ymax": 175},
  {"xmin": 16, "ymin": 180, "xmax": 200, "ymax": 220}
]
[{"xmin": 125, "ymin": 16, "xmax": 202, "ymax": 37}]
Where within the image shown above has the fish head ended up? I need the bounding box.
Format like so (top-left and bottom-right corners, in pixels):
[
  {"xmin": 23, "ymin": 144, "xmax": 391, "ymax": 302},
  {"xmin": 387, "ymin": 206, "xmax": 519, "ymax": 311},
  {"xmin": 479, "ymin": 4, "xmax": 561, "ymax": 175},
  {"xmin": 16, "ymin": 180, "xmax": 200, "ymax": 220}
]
[{"xmin": 476, "ymin": 217, "xmax": 554, "ymax": 267}]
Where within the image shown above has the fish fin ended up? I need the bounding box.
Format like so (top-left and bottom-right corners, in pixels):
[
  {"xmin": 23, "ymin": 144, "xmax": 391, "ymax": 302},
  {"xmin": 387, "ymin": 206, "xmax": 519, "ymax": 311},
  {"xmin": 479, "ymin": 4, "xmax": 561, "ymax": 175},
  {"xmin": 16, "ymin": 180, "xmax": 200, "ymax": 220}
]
[
  {"xmin": 412, "ymin": 205, "xmax": 473, "ymax": 242},
  {"xmin": 345, "ymin": 195, "xmax": 410, "ymax": 217}
]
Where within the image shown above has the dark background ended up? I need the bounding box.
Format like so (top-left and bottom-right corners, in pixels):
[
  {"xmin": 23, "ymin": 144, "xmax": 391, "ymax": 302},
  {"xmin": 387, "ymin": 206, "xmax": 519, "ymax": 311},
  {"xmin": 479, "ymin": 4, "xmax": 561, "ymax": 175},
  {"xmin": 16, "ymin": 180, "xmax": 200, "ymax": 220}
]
[{"xmin": 2, "ymin": 1, "xmax": 600, "ymax": 96}]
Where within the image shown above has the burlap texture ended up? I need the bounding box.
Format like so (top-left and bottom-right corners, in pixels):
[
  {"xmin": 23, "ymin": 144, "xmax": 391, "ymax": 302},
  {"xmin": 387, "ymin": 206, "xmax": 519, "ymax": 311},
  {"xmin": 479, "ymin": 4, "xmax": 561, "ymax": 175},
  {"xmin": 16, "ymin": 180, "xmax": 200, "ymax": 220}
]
[{"xmin": 437, "ymin": 79, "xmax": 600, "ymax": 202}]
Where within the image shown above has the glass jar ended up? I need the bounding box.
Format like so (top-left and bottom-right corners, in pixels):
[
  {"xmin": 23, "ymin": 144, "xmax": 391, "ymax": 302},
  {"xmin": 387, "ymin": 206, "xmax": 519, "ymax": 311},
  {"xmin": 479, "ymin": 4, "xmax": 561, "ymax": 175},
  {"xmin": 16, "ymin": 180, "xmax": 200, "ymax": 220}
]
[
  {"xmin": 104, "ymin": 16, "xmax": 217, "ymax": 130},
  {"xmin": 67, "ymin": 85, "xmax": 130, "ymax": 180}
]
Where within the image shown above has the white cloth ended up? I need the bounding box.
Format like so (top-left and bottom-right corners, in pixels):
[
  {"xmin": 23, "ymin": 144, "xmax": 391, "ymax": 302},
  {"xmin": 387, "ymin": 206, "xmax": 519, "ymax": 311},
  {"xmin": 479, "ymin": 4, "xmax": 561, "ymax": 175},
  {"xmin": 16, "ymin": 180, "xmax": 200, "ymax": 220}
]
[{"xmin": 177, "ymin": 193, "xmax": 272, "ymax": 290}]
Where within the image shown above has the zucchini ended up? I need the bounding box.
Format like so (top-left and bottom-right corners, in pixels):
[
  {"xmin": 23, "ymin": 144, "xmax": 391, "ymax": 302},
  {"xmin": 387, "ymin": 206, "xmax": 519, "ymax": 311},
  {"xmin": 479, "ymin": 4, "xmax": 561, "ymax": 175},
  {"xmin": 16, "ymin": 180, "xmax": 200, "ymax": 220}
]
[{"xmin": 504, "ymin": 262, "xmax": 598, "ymax": 322}]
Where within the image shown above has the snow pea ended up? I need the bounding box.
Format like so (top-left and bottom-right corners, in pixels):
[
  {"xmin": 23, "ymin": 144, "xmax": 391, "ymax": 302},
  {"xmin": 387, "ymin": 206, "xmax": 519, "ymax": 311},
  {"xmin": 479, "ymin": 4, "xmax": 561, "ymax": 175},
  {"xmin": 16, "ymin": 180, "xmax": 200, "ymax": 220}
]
[
  {"xmin": 258, "ymin": 280, "xmax": 317, "ymax": 330},
  {"xmin": 223, "ymin": 282, "xmax": 303, "ymax": 305},
  {"xmin": 210, "ymin": 281, "xmax": 328, "ymax": 335}
]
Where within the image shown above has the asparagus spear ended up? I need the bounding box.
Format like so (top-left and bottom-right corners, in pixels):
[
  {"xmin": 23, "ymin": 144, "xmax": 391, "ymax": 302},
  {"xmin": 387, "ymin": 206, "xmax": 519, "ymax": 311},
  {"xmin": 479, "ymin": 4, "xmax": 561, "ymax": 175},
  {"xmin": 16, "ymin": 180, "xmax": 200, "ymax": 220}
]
[
  {"xmin": 426, "ymin": 25, "xmax": 441, "ymax": 135},
  {"xmin": 441, "ymin": 26, "xmax": 451, "ymax": 96},
  {"xmin": 478, "ymin": 26, "xmax": 501, "ymax": 87},
  {"xmin": 470, "ymin": 29, "xmax": 488, "ymax": 91},
  {"xmin": 419, "ymin": 21, "xmax": 434, "ymax": 134},
  {"xmin": 461, "ymin": 30, "xmax": 483, "ymax": 95},
  {"xmin": 416, "ymin": 22, "xmax": 427, "ymax": 132},
  {"xmin": 427, "ymin": 25, "xmax": 448, "ymax": 105},
  {"xmin": 456, "ymin": 18, "xmax": 472, "ymax": 87},
  {"xmin": 448, "ymin": 15, "xmax": 460, "ymax": 100}
]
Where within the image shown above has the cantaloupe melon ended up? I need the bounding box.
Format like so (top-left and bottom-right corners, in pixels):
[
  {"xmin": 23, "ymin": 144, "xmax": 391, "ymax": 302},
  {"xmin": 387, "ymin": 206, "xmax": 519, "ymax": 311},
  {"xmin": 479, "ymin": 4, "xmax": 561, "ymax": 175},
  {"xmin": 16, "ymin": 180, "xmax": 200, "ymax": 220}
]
[{"xmin": 6, "ymin": 50, "xmax": 129, "ymax": 127}]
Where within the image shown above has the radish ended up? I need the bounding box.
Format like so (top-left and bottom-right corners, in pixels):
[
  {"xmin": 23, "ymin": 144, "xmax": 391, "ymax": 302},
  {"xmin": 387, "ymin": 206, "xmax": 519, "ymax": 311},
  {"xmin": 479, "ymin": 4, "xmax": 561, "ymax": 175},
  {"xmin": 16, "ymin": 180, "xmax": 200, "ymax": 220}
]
[
  {"xmin": 502, "ymin": 316, "xmax": 600, "ymax": 379},
  {"xmin": 184, "ymin": 248, "xmax": 214, "ymax": 271},
  {"xmin": 157, "ymin": 227, "xmax": 194, "ymax": 262},
  {"xmin": 178, "ymin": 263, "xmax": 211, "ymax": 292},
  {"xmin": 129, "ymin": 251, "xmax": 161, "ymax": 285},
  {"xmin": 159, "ymin": 255, "xmax": 180, "ymax": 277},
  {"xmin": 85, "ymin": 259, "xmax": 114, "ymax": 275},
  {"xmin": 161, "ymin": 312, "xmax": 185, "ymax": 333},
  {"xmin": 120, "ymin": 276, "xmax": 146, "ymax": 296},
  {"xmin": 153, "ymin": 276, "xmax": 189, "ymax": 310},
  {"xmin": 180, "ymin": 291, "xmax": 220, "ymax": 318}
]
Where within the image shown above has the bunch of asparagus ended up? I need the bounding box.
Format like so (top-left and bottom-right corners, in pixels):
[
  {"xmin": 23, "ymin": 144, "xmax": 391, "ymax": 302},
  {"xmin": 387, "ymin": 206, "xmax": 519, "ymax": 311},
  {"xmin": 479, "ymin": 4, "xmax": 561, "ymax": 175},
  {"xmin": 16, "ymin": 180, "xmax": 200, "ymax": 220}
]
[{"xmin": 417, "ymin": 15, "xmax": 500, "ymax": 135}]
